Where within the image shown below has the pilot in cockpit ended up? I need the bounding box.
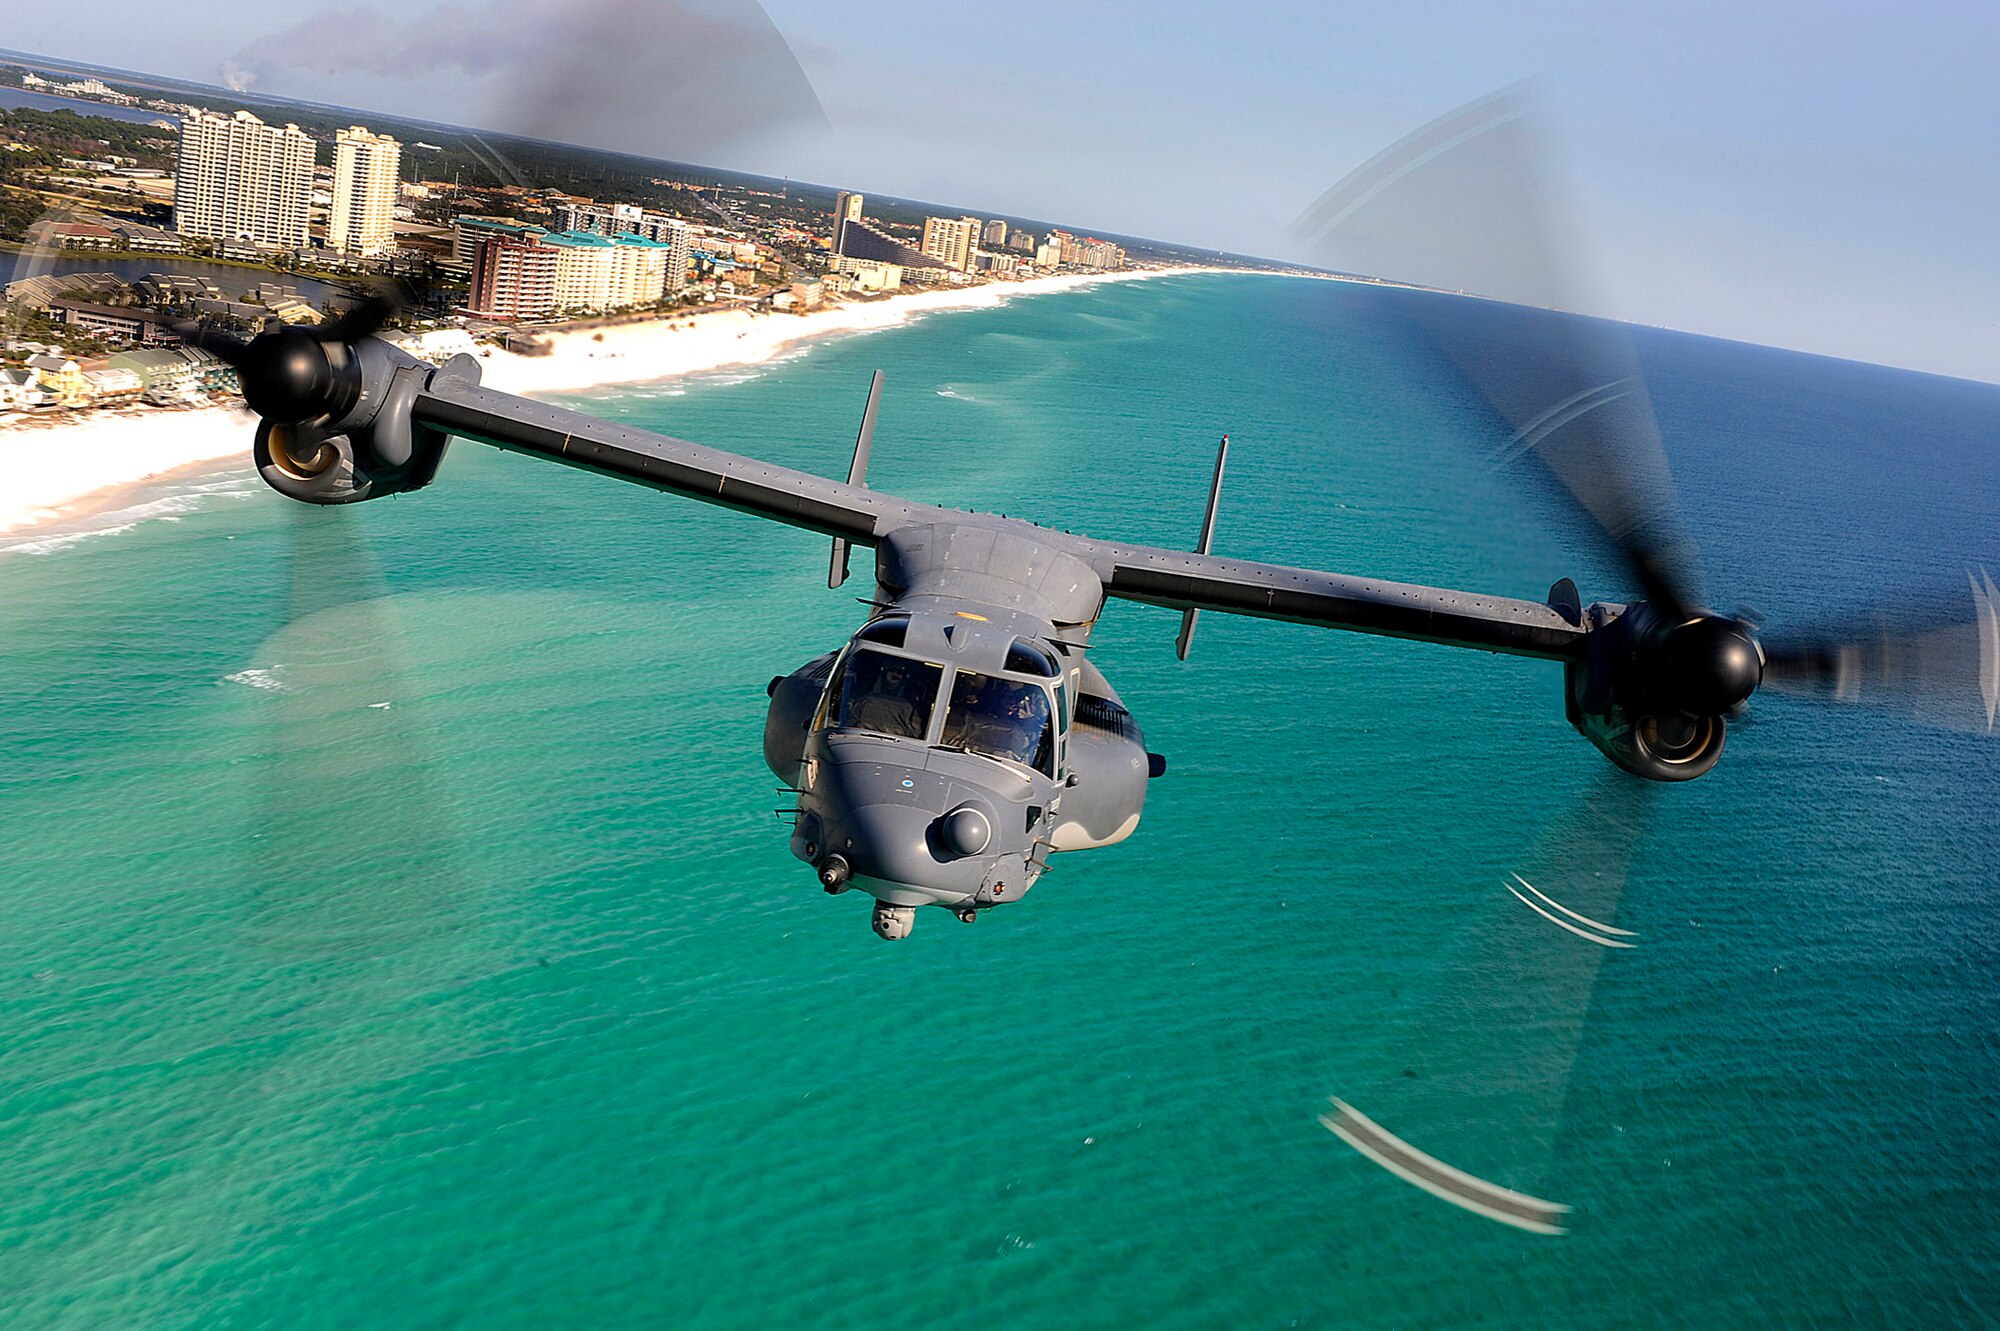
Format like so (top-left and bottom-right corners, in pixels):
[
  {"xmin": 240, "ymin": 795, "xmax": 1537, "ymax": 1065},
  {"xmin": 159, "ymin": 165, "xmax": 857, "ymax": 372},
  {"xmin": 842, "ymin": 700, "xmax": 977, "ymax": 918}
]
[
  {"xmin": 986, "ymin": 687, "xmax": 1040, "ymax": 765},
  {"xmin": 846, "ymin": 655, "xmax": 924, "ymax": 738},
  {"xmin": 942, "ymin": 675, "xmax": 1052, "ymax": 770}
]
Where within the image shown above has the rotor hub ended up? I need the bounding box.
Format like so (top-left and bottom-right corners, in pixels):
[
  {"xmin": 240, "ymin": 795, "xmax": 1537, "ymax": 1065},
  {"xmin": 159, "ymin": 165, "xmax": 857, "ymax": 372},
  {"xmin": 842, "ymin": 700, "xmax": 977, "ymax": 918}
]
[{"xmin": 1656, "ymin": 614, "xmax": 1764, "ymax": 716}]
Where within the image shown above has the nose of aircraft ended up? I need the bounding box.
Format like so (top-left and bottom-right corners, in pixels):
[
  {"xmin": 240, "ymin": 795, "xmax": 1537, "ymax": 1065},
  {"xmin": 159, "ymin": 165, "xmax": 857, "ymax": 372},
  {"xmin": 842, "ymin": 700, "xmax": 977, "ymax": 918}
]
[
  {"xmin": 824, "ymin": 798, "xmax": 947, "ymax": 904},
  {"xmin": 810, "ymin": 744, "xmax": 1008, "ymax": 910}
]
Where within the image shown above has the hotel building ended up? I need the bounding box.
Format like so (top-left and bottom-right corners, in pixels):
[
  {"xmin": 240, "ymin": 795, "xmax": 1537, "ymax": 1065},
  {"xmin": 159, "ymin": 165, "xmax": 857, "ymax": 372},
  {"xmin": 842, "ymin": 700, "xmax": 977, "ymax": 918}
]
[
  {"xmin": 466, "ymin": 223, "xmax": 682, "ymax": 318},
  {"xmin": 173, "ymin": 109, "xmax": 315, "ymax": 248},
  {"xmin": 328, "ymin": 126, "xmax": 401, "ymax": 257},
  {"xmin": 469, "ymin": 231, "xmax": 559, "ymax": 319},
  {"xmin": 832, "ymin": 190, "xmax": 865, "ymax": 253},
  {"xmin": 920, "ymin": 216, "xmax": 982, "ymax": 272},
  {"xmin": 555, "ymin": 201, "xmax": 693, "ymax": 292}
]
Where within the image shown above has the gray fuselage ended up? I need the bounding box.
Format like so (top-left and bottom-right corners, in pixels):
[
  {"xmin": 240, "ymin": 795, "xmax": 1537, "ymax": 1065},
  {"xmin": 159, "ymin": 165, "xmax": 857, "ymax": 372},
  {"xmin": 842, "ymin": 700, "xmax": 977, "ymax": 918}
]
[{"xmin": 762, "ymin": 520, "xmax": 1156, "ymax": 938}]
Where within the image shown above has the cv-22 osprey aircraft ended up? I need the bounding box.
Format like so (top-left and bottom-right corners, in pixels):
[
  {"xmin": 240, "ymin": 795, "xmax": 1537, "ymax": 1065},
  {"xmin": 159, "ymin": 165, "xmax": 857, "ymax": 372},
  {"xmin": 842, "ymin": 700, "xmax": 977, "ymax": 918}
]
[{"xmin": 182, "ymin": 288, "xmax": 1988, "ymax": 940}]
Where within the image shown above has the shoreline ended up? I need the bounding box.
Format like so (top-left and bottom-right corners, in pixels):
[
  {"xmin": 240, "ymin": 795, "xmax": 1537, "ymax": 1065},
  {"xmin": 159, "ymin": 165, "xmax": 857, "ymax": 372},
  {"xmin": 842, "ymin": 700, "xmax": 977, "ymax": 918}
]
[{"xmin": 0, "ymin": 264, "xmax": 1251, "ymax": 541}]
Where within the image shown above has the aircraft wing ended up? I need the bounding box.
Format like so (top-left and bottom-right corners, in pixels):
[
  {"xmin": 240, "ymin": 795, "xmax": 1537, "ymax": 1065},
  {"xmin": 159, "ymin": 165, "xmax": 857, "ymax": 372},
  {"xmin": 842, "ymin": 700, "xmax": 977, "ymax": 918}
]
[
  {"xmin": 416, "ymin": 374, "xmax": 1584, "ymax": 660},
  {"xmin": 1087, "ymin": 537, "xmax": 1590, "ymax": 661},
  {"xmin": 229, "ymin": 346, "xmax": 1587, "ymax": 664},
  {"xmin": 413, "ymin": 371, "xmax": 936, "ymax": 543}
]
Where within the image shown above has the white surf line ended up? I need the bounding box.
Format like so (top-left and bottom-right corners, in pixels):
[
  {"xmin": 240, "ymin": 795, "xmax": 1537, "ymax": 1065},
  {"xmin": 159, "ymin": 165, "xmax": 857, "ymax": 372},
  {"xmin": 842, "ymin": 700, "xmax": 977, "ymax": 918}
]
[
  {"xmin": 1320, "ymin": 1097, "xmax": 1571, "ymax": 1236},
  {"xmin": 1509, "ymin": 872, "xmax": 1636, "ymax": 939},
  {"xmin": 1503, "ymin": 878, "xmax": 1635, "ymax": 949}
]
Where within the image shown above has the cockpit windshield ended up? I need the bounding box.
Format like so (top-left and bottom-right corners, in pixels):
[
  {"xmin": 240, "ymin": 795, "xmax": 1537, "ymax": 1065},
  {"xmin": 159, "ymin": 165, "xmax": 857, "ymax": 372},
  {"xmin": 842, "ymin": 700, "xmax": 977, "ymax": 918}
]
[
  {"xmin": 831, "ymin": 648, "xmax": 941, "ymax": 740},
  {"xmin": 940, "ymin": 671, "xmax": 1056, "ymax": 776}
]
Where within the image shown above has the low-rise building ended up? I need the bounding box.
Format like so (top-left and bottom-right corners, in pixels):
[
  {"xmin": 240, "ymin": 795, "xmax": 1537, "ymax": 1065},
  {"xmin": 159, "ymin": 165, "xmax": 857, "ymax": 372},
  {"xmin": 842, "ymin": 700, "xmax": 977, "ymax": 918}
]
[
  {"xmin": 831, "ymin": 255, "xmax": 903, "ymax": 292},
  {"xmin": 104, "ymin": 220, "xmax": 185, "ymax": 253},
  {"xmin": 0, "ymin": 368, "xmax": 47, "ymax": 410},
  {"xmin": 25, "ymin": 220, "xmax": 122, "ymax": 251},
  {"xmin": 4, "ymin": 273, "xmax": 132, "ymax": 311},
  {"xmin": 27, "ymin": 353, "xmax": 90, "ymax": 408},
  {"xmin": 47, "ymin": 299, "xmax": 180, "ymax": 345},
  {"xmin": 134, "ymin": 273, "xmax": 223, "ymax": 307},
  {"xmin": 265, "ymin": 297, "xmax": 323, "ymax": 325},
  {"xmin": 108, "ymin": 347, "xmax": 227, "ymax": 402},
  {"xmin": 81, "ymin": 367, "xmax": 144, "ymax": 403}
]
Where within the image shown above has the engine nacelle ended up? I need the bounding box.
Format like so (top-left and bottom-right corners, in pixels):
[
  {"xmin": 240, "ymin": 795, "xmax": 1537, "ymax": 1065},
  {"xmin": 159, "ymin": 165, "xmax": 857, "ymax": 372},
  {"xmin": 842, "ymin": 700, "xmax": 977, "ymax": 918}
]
[
  {"xmin": 253, "ymin": 344, "xmax": 470, "ymax": 505},
  {"xmin": 1566, "ymin": 601, "xmax": 1730, "ymax": 782},
  {"xmin": 763, "ymin": 650, "xmax": 839, "ymax": 780}
]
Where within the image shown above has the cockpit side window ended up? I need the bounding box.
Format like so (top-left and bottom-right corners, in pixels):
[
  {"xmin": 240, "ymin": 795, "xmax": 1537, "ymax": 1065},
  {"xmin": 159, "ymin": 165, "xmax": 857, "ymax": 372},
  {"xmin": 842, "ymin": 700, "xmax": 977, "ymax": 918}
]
[
  {"xmin": 853, "ymin": 616, "xmax": 910, "ymax": 648},
  {"xmin": 939, "ymin": 671, "xmax": 1056, "ymax": 776},
  {"xmin": 832, "ymin": 648, "xmax": 941, "ymax": 740},
  {"xmin": 1005, "ymin": 638, "xmax": 1060, "ymax": 676}
]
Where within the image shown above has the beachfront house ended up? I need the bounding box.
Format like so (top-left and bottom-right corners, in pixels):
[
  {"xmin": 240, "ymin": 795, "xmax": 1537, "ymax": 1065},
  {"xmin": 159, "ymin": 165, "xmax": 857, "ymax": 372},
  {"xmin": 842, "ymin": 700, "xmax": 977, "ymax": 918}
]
[
  {"xmin": 81, "ymin": 367, "xmax": 144, "ymax": 404},
  {"xmin": 27, "ymin": 354, "xmax": 90, "ymax": 409},
  {"xmin": 0, "ymin": 368, "xmax": 47, "ymax": 410},
  {"xmin": 109, "ymin": 347, "xmax": 227, "ymax": 404}
]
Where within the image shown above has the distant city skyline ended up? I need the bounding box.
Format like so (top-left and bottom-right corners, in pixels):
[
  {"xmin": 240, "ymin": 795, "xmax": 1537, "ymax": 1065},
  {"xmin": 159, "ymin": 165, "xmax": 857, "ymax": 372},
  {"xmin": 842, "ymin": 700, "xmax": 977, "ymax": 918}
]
[{"xmin": 14, "ymin": 1, "xmax": 2000, "ymax": 381}]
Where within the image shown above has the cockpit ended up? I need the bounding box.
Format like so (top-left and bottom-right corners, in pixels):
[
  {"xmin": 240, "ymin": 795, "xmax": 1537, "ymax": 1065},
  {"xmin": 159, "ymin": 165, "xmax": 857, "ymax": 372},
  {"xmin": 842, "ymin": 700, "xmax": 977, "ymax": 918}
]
[
  {"xmin": 817, "ymin": 618, "xmax": 1069, "ymax": 779},
  {"xmin": 939, "ymin": 671, "xmax": 1054, "ymax": 772},
  {"xmin": 830, "ymin": 648, "xmax": 942, "ymax": 741}
]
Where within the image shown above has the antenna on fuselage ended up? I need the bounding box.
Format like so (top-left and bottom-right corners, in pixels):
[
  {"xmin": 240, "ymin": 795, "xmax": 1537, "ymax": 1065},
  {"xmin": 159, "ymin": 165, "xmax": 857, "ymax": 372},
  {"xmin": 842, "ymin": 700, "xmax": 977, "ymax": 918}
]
[
  {"xmin": 829, "ymin": 368, "xmax": 885, "ymax": 589},
  {"xmin": 1175, "ymin": 434, "xmax": 1230, "ymax": 660}
]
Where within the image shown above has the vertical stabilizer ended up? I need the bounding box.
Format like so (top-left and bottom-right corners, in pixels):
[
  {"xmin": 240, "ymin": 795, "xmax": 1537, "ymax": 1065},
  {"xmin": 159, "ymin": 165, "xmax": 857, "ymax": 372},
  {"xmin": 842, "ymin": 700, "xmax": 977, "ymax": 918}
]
[
  {"xmin": 829, "ymin": 369, "xmax": 885, "ymax": 588},
  {"xmin": 1176, "ymin": 435, "xmax": 1230, "ymax": 660}
]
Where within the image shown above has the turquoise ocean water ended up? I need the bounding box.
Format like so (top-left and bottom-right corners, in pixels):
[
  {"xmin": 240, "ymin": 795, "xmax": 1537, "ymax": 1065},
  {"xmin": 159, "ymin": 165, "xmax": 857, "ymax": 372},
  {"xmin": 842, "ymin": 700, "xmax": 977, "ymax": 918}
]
[{"xmin": 1, "ymin": 273, "xmax": 1995, "ymax": 1327}]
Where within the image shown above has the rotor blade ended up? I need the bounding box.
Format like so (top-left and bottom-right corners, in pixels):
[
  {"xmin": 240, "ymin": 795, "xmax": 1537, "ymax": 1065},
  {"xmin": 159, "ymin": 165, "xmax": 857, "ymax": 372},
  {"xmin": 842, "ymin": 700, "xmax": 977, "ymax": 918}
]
[
  {"xmin": 1325, "ymin": 774, "xmax": 1654, "ymax": 1231},
  {"xmin": 1760, "ymin": 567, "xmax": 2000, "ymax": 735},
  {"xmin": 173, "ymin": 320, "xmax": 254, "ymax": 369},
  {"xmin": 1429, "ymin": 298, "xmax": 1702, "ymax": 621},
  {"xmin": 1291, "ymin": 87, "xmax": 1703, "ymax": 619},
  {"xmin": 314, "ymin": 282, "xmax": 406, "ymax": 346},
  {"xmin": 231, "ymin": 502, "xmax": 472, "ymax": 957}
]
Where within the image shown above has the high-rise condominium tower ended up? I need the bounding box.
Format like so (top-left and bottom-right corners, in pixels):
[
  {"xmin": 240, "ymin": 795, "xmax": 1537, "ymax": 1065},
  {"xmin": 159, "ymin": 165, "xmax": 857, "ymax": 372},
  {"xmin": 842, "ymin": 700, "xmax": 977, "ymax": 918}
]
[
  {"xmin": 173, "ymin": 109, "xmax": 315, "ymax": 249},
  {"xmin": 329, "ymin": 126, "xmax": 402, "ymax": 257}
]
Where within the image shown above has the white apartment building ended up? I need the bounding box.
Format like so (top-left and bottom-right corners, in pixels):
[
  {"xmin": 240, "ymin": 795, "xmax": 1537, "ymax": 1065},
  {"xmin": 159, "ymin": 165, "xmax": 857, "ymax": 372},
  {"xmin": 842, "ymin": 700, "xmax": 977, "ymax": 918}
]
[
  {"xmin": 329, "ymin": 126, "xmax": 401, "ymax": 257},
  {"xmin": 546, "ymin": 232, "xmax": 680, "ymax": 314},
  {"xmin": 832, "ymin": 254, "xmax": 902, "ymax": 292},
  {"xmin": 173, "ymin": 109, "xmax": 315, "ymax": 248},
  {"xmin": 556, "ymin": 201, "xmax": 693, "ymax": 292},
  {"xmin": 920, "ymin": 216, "xmax": 981, "ymax": 272}
]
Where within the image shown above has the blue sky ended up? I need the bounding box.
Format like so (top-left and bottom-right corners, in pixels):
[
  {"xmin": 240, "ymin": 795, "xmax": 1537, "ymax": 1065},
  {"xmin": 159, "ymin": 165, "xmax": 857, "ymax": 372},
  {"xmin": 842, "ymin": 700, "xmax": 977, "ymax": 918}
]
[{"xmin": 17, "ymin": 1, "xmax": 2000, "ymax": 380}]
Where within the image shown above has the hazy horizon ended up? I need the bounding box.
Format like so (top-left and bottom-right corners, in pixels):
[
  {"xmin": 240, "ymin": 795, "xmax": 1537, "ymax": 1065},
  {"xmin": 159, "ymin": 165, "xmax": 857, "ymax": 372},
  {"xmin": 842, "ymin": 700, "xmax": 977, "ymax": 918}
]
[{"xmin": 9, "ymin": 2, "xmax": 1998, "ymax": 383}]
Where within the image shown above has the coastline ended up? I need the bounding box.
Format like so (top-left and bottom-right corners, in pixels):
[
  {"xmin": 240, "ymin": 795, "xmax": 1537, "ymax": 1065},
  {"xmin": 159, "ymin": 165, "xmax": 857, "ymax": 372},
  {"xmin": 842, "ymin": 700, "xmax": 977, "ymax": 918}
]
[{"xmin": 0, "ymin": 265, "xmax": 1233, "ymax": 542}]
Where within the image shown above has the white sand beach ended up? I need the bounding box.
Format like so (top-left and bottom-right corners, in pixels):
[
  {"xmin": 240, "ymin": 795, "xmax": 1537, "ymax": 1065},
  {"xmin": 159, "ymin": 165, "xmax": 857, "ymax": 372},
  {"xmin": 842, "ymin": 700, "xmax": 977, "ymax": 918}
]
[
  {"xmin": 0, "ymin": 265, "xmax": 1216, "ymax": 538},
  {"xmin": 0, "ymin": 402, "xmax": 255, "ymax": 535}
]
